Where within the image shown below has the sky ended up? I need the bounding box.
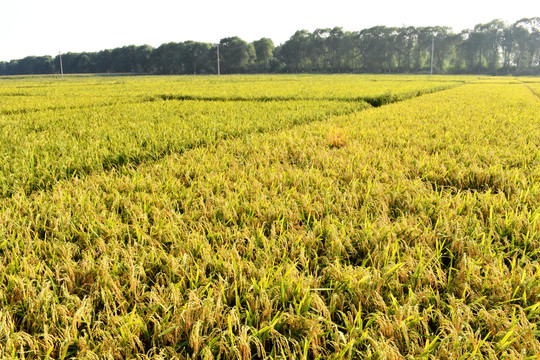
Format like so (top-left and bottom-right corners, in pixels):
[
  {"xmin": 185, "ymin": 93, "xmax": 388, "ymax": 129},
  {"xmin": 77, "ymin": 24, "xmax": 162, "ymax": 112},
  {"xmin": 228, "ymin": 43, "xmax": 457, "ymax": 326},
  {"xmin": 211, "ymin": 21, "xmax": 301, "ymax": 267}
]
[{"xmin": 1, "ymin": 0, "xmax": 538, "ymax": 61}]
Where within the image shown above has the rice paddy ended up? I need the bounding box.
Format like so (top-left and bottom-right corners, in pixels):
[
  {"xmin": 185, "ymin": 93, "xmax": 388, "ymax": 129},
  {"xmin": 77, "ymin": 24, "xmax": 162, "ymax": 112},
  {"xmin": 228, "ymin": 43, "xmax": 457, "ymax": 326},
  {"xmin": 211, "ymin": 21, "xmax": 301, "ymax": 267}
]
[{"xmin": 0, "ymin": 74, "xmax": 538, "ymax": 359}]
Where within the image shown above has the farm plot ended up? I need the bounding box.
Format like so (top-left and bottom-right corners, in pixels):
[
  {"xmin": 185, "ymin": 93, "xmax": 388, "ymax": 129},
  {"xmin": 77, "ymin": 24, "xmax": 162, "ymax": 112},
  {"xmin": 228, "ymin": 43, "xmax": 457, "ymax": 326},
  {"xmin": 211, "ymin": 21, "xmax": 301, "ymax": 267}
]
[
  {"xmin": 0, "ymin": 75, "xmax": 468, "ymax": 114},
  {"xmin": 0, "ymin": 99, "xmax": 372, "ymax": 197},
  {"xmin": 0, "ymin": 75, "xmax": 468, "ymax": 198},
  {"xmin": 0, "ymin": 75, "xmax": 538, "ymax": 359}
]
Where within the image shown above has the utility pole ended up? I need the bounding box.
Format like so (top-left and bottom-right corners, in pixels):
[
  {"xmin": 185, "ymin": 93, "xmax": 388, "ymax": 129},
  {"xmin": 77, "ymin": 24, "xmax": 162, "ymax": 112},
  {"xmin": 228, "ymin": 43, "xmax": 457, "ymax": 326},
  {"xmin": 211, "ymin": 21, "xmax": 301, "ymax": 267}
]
[
  {"xmin": 59, "ymin": 51, "xmax": 64, "ymax": 78},
  {"xmin": 216, "ymin": 43, "xmax": 220, "ymax": 76},
  {"xmin": 430, "ymin": 37, "xmax": 434, "ymax": 75}
]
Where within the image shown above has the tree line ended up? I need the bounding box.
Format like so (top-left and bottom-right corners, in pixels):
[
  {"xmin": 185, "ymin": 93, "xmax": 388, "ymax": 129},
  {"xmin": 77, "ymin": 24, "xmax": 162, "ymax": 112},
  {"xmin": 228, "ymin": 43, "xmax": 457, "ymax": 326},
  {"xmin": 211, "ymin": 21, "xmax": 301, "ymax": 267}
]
[{"xmin": 1, "ymin": 18, "xmax": 538, "ymax": 76}]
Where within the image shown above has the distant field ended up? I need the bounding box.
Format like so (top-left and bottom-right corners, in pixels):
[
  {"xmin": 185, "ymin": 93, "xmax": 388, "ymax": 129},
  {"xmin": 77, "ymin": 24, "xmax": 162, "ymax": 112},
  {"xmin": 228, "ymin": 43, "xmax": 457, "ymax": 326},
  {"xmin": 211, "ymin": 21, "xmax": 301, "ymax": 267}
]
[{"xmin": 0, "ymin": 75, "xmax": 539, "ymax": 359}]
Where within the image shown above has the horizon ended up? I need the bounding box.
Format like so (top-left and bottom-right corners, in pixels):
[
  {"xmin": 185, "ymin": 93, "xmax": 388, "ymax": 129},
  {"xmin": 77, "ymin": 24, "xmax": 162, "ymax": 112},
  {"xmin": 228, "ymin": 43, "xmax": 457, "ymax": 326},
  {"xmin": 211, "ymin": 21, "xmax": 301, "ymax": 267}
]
[{"xmin": 1, "ymin": 0, "xmax": 538, "ymax": 62}]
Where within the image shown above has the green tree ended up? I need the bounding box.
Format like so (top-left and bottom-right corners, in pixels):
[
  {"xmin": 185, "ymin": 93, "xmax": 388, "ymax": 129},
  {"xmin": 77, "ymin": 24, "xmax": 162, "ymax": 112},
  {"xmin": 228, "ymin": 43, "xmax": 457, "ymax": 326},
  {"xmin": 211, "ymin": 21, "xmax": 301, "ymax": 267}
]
[
  {"xmin": 359, "ymin": 26, "xmax": 396, "ymax": 73},
  {"xmin": 16, "ymin": 56, "xmax": 55, "ymax": 74},
  {"xmin": 252, "ymin": 38, "xmax": 274, "ymax": 72},
  {"xmin": 95, "ymin": 49, "xmax": 113, "ymax": 73},
  {"xmin": 477, "ymin": 20, "xmax": 505, "ymax": 73},
  {"xmin": 309, "ymin": 28, "xmax": 330, "ymax": 71},
  {"xmin": 411, "ymin": 27, "xmax": 436, "ymax": 72},
  {"xmin": 512, "ymin": 17, "xmax": 540, "ymax": 73},
  {"xmin": 279, "ymin": 30, "xmax": 312, "ymax": 72},
  {"xmin": 219, "ymin": 37, "xmax": 255, "ymax": 73},
  {"xmin": 328, "ymin": 27, "xmax": 345, "ymax": 71},
  {"xmin": 393, "ymin": 27, "xmax": 417, "ymax": 72},
  {"xmin": 150, "ymin": 42, "xmax": 181, "ymax": 74},
  {"xmin": 340, "ymin": 31, "xmax": 361, "ymax": 72},
  {"xmin": 182, "ymin": 41, "xmax": 213, "ymax": 74}
]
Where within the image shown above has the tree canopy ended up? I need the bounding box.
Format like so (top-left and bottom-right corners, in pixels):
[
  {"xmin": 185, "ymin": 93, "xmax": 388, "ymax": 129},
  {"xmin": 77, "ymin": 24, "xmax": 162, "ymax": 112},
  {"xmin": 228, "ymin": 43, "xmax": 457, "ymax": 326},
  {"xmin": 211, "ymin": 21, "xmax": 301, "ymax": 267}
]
[{"xmin": 1, "ymin": 18, "xmax": 538, "ymax": 76}]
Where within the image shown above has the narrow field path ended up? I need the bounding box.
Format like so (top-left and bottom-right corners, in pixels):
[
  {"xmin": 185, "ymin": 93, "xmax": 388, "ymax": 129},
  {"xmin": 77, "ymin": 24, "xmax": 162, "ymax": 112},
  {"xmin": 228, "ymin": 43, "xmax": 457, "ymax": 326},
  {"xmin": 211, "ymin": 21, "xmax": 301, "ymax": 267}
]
[{"xmin": 519, "ymin": 80, "xmax": 540, "ymax": 101}]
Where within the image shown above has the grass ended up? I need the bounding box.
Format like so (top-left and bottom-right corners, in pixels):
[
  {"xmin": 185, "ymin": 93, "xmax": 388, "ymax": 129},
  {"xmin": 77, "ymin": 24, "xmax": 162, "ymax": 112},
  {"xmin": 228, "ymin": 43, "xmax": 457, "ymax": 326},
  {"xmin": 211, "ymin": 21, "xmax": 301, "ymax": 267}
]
[{"xmin": 0, "ymin": 74, "xmax": 539, "ymax": 359}]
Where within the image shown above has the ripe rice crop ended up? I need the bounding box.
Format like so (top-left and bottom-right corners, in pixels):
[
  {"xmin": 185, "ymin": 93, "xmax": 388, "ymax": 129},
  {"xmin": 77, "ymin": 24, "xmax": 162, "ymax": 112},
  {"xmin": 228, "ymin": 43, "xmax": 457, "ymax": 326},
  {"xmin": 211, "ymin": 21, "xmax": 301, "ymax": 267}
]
[
  {"xmin": 0, "ymin": 99, "xmax": 372, "ymax": 197},
  {"xmin": 0, "ymin": 75, "xmax": 465, "ymax": 198},
  {"xmin": 0, "ymin": 75, "xmax": 466, "ymax": 114},
  {"xmin": 0, "ymin": 75, "xmax": 538, "ymax": 359}
]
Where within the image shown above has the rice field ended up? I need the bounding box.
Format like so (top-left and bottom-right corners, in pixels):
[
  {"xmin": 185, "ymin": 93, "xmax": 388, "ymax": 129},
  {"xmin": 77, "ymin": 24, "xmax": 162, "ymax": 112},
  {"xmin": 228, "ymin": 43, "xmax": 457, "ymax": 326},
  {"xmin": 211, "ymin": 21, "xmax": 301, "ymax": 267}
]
[{"xmin": 0, "ymin": 74, "xmax": 539, "ymax": 359}]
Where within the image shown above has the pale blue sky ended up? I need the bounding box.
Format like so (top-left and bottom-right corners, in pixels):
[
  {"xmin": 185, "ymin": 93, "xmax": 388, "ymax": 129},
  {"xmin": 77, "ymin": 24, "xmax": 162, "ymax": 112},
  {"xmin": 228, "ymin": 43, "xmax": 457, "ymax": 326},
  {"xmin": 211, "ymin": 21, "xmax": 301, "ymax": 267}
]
[{"xmin": 1, "ymin": 0, "xmax": 538, "ymax": 61}]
